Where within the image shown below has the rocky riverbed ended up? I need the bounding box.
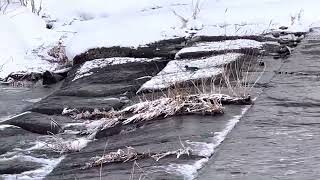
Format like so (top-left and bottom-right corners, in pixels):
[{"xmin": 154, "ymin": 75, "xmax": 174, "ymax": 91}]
[{"xmin": 0, "ymin": 27, "xmax": 309, "ymax": 179}]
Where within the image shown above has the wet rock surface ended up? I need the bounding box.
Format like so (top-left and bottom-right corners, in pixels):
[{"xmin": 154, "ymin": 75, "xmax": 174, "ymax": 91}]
[
  {"xmin": 0, "ymin": 159, "xmax": 43, "ymax": 174},
  {"xmin": 0, "ymin": 125, "xmax": 38, "ymax": 155},
  {"xmin": 27, "ymin": 60, "xmax": 169, "ymax": 115},
  {"xmin": 198, "ymin": 30, "xmax": 320, "ymax": 179},
  {"xmin": 0, "ymin": 31, "xmax": 307, "ymax": 179},
  {"xmin": 1, "ymin": 112, "xmax": 73, "ymax": 134},
  {"xmin": 47, "ymin": 107, "xmax": 244, "ymax": 180},
  {"xmin": 42, "ymin": 71, "xmax": 65, "ymax": 85},
  {"xmin": 45, "ymin": 34, "xmax": 288, "ymax": 179}
]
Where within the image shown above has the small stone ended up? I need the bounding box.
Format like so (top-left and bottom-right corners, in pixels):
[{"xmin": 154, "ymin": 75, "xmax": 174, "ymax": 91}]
[
  {"xmin": 185, "ymin": 65, "xmax": 199, "ymax": 71},
  {"xmin": 294, "ymin": 32, "xmax": 304, "ymax": 37},
  {"xmin": 273, "ymin": 55, "xmax": 281, "ymax": 59},
  {"xmin": 272, "ymin": 32, "xmax": 280, "ymax": 38},
  {"xmin": 279, "ymin": 26, "xmax": 288, "ymax": 30},
  {"xmin": 46, "ymin": 23, "xmax": 53, "ymax": 29}
]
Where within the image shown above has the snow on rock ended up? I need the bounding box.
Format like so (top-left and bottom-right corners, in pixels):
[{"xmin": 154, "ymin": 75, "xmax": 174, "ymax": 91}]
[
  {"xmin": 175, "ymin": 39, "xmax": 264, "ymax": 59},
  {"xmin": 64, "ymin": 14, "xmax": 184, "ymax": 60},
  {"xmin": 138, "ymin": 53, "xmax": 242, "ymax": 91},
  {"xmin": 61, "ymin": 0, "xmax": 315, "ymax": 60},
  {"xmin": 72, "ymin": 57, "xmax": 161, "ymax": 81}
]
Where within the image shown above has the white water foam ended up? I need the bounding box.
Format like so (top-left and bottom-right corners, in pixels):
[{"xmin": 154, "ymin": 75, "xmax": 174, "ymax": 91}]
[
  {"xmin": 164, "ymin": 158, "xmax": 209, "ymax": 180},
  {"xmin": 0, "ymin": 120, "xmax": 87, "ymax": 180},
  {"xmin": 0, "ymin": 124, "xmax": 18, "ymax": 130},
  {"xmin": 164, "ymin": 105, "xmax": 252, "ymax": 180},
  {"xmin": 22, "ymin": 98, "xmax": 42, "ymax": 103},
  {"xmin": 1, "ymin": 155, "xmax": 64, "ymax": 180},
  {"xmin": 0, "ymin": 111, "xmax": 31, "ymax": 123}
]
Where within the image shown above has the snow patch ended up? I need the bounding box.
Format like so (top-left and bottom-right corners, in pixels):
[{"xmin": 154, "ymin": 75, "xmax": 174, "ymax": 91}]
[
  {"xmin": 175, "ymin": 39, "xmax": 264, "ymax": 59},
  {"xmin": 138, "ymin": 53, "xmax": 241, "ymax": 91}
]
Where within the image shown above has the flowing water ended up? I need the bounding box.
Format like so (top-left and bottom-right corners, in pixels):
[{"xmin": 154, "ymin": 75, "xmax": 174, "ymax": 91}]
[
  {"xmin": 0, "ymin": 85, "xmax": 64, "ymax": 179},
  {"xmin": 198, "ymin": 29, "xmax": 320, "ymax": 180}
]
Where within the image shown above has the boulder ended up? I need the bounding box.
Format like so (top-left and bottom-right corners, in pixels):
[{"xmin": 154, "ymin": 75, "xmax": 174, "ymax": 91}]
[
  {"xmin": 43, "ymin": 71, "xmax": 65, "ymax": 85},
  {"xmin": 279, "ymin": 26, "xmax": 288, "ymax": 30}
]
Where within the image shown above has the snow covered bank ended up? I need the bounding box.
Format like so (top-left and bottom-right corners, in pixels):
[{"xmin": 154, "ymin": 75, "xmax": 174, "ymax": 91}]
[
  {"xmin": 0, "ymin": 5, "xmax": 62, "ymax": 79},
  {"xmin": 56, "ymin": 0, "xmax": 319, "ymax": 59},
  {"xmin": 1, "ymin": 0, "xmax": 319, "ymax": 78}
]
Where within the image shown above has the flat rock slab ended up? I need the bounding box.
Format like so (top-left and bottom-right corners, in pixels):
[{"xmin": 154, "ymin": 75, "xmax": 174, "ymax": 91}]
[
  {"xmin": 28, "ymin": 95, "xmax": 126, "ymax": 115},
  {"xmin": 73, "ymin": 38, "xmax": 186, "ymax": 65},
  {"xmin": 198, "ymin": 30, "xmax": 320, "ymax": 180},
  {"xmin": 47, "ymin": 105, "xmax": 245, "ymax": 180},
  {"xmin": 175, "ymin": 39, "xmax": 264, "ymax": 59},
  {"xmin": 27, "ymin": 59, "xmax": 169, "ymax": 115}
]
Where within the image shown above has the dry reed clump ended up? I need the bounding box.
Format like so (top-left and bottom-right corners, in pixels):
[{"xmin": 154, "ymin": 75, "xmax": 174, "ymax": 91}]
[
  {"xmin": 60, "ymin": 92, "xmax": 251, "ymax": 140},
  {"xmin": 62, "ymin": 92, "xmax": 228, "ymax": 129},
  {"xmin": 47, "ymin": 40, "xmax": 68, "ymax": 64},
  {"xmin": 86, "ymin": 147, "xmax": 144, "ymax": 168},
  {"xmin": 85, "ymin": 141, "xmax": 193, "ymax": 169},
  {"xmin": 121, "ymin": 93, "xmax": 223, "ymax": 125},
  {"xmin": 1, "ymin": 0, "xmax": 42, "ymax": 14}
]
